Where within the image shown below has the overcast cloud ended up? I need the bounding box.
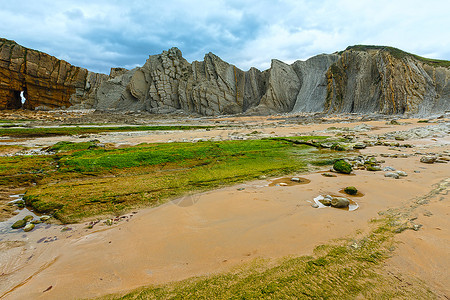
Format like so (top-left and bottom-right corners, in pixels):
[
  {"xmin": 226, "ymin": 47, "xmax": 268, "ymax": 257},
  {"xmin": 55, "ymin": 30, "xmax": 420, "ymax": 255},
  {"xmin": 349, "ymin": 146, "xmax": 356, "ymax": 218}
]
[{"xmin": 1, "ymin": 0, "xmax": 449, "ymax": 74}]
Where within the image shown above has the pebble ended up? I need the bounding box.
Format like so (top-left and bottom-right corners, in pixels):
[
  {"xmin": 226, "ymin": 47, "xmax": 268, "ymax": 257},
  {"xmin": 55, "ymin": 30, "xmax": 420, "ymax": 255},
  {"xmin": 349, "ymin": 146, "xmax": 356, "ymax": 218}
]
[
  {"xmin": 383, "ymin": 166, "xmax": 396, "ymax": 171},
  {"xmin": 23, "ymin": 223, "xmax": 35, "ymax": 232},
  {"xmin": 291, "ymin": 177, "xmax": 300, "ymax": 182},
  {"xmin": 420, "ymin": 156, "xmax": 437, "ymax": 164},
  {"xmin": 384, "ymin": 172, "xmax": 400, "ymax": 179}
]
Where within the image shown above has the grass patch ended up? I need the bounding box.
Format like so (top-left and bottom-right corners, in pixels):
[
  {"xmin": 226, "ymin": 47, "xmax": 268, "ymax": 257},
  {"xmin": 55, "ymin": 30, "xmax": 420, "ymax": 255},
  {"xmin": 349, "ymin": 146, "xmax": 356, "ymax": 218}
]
[
  {"xmin": 0, "ymin": 125, "xmax": 217, "ymax": 137},
  {"xmin": 345, "ymin": 45, "xmax": 450, "ymax": 68},
  {"xmin": 21, "ymin": 137, "xmax": 343, "ymax": 222}
]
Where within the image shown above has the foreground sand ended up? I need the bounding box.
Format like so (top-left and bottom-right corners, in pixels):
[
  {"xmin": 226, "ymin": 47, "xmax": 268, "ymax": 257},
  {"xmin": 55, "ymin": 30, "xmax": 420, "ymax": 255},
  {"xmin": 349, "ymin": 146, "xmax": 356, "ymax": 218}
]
[{"xmin": 0, "ymin": 115, "xmax": 449, "ymax": 299}]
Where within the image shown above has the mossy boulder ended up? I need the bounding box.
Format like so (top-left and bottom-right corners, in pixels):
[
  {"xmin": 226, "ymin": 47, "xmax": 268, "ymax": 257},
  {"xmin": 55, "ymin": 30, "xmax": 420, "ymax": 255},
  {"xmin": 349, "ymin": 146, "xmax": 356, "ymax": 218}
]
[
  {"xmin": 23, "ymin": 215, "xmax": 34, "ymax": 222},
  {"xmin": 331, "ymin": 143, "xmax": 346, "ymax": 151},
  {"xmin": 11, "ymin": 219, "xmax": 27, "ymax": 229},
  {"xmin": 23, "ymin": 223, "xmax": 35, "ymax": 232},
  {"xmin": 366, "ymin": 165, "xmax": 381, "ymax": 171},
  {"xmin": 344, "ymin": 186, "xmax": 358, "ymax": 195},
  {"xmin": 333, "ymin": 159, "xmax": 352, "ymax": 174}
]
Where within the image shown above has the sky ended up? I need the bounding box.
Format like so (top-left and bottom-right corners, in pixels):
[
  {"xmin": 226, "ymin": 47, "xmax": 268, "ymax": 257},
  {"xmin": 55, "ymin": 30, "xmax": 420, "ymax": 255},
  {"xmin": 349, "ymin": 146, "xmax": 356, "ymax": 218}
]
[{"xmin": 1, "ymin": 0, "xmax": 449, "ymax": 74}]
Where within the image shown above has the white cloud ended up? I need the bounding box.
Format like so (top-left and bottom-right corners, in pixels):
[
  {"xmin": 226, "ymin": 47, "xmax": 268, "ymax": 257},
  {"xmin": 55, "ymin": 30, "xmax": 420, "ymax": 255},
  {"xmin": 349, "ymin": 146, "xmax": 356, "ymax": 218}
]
[{"xmin": 0, "ymin": 0, "xmax": 448, "ymax": 73}]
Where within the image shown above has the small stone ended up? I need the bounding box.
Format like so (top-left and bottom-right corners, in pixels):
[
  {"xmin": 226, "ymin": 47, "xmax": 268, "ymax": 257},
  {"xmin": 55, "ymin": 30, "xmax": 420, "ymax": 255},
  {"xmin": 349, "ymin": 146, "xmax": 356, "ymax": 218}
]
[
  {"xmin": 311, "ymin": 203, "xmax": 319, "ymax": 208},
  {"xmin": 319, "ymin": 199, "xmax": 331, "ymax": 206},
  {"xmin": 384, "ymin": 172, "xmax": 400, "ymax": 179},
  {"xmin": 383, "ymin": 166, "xmax": 396, "ymax": 171},
  {"xmin": 23, "ymin": 223, "xmax": 35, "ymax": 232},
  {"xmin": 366, "ymin": 165, "xmax": 381, "ymax": 171},
  {"xmin": 40, "ymin": 216, "xmax": 51, "ymax": 222},
  {"xmin": 414, "ymin": 170, "xmax": 420, "ymax": 173},
  {"xmin": 351, "ymin": 243, "xmax": 359, "ymax": 249},
  {"xmin": 420, "ymin": 156, "xmax": 437, "ymax": 164},
  {"xmin": 11, "ymin": 219, "xmax": 27, "ymax": 229},
  {"xmin": 291, "ymin": 177, "xmax": 300, "ymax": 182},
  {"xmin": 105, "ymin": 219, "xmax": 113, "ymax": 226},
  {"xmin": 23, "ymin": 215, "xmax": 34, "ymax": 222},
  {"xmin": 331, "ymin": 197, "xmax": 350, "ymax": 208},
  {"xmin": 321, "ymin": 173, "xmax": 337, "ymax": 177},
  {"xmin": 353, "ymin": 143, "xmax": 367, "ymax": 149},
  {"xmin": 344, "ymin": 186, "xmax": 358, "ymax": 195},
  {"xmin": 31, "ymin": 220, "xmax": 42, "ymax": 224},
  {"xmin": 412, "ymin": 224, "xmax": 422, "ymax": 231},
  {"xmin": 237, "ymin": 188, "xmax": 245, "ymax": 191},
  {"xmin": 435, "ymin": 159, "xmax": 448, "ymax": 163},
  {"xmin": 395, "ymin": 170, "xmax": 408, "ymax": 177},
  {"xmin": 279, "ymin": 183, "xmax": 288, "ymax": 186}
]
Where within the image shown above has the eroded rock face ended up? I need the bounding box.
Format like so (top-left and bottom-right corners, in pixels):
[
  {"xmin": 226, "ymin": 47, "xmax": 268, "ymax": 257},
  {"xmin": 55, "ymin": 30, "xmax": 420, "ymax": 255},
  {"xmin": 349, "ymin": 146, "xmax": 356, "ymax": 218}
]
[
  {"xmin": 325, "ymin": 49, "xmax": 450, "ymax": 115},
  {"xmin": 1, "ymin": 38, "xmax": 449, "ymax": 116},
  {"xmin": 0, "ymin": 38, "xmax": 107, "ymax": 110}
]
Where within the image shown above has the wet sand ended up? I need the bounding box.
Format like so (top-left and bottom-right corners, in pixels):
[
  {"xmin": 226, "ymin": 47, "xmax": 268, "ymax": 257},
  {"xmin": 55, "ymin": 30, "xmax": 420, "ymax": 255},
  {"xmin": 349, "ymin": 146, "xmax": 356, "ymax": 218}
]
[{"xmin": 0, "ymin": 116, "xmax": 449, "ymax": 299}]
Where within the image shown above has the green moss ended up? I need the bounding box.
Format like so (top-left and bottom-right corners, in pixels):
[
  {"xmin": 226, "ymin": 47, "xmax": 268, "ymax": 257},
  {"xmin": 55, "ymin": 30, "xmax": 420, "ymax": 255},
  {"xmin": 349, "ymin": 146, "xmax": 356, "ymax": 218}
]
[
  {"xmin": 0, "ymin": 125, "xmax": 218, "ymax": 138},
  {"xmin": 344, "ymin": 45, "xmax": 450, "ymax": 68},
  {"xmin": 333, "ymin": 159, "xmax": 352, "ymax": 174},
  {"xmin": 344, "ymin": 186, "xmax": 358, "ymax": 195}
]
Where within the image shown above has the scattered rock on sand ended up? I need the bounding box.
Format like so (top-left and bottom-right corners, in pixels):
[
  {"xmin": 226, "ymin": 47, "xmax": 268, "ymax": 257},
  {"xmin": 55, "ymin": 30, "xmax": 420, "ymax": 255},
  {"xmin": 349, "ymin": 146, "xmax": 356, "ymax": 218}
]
[
  {"xmin": 366, "ymin": 165, "xmax": 381, "ymax": 171},
  {"xmin": 331, "ymin": 197, "xmax": 350, "ymax": 208},
  {"xmin": 384, "ymin": 172, "xmax": 400, "ymax": 179},
  {"xmin": 291, "ymin": 177, "xmax": 300, "ymax": 182},
  {"xmin": 395, "ymin": 170, "xmax": 408, "ymax": 177},
  {"xmin": 319, "ymin": 198, "xmax": 332, "ymax": 206},
  {"xmin": 344, "ymin": 186, "xmax": 358, "ymax": 195},
  {"xmin": 420, "ymin": 156, "xmax": 437, "ymax": 164},
  {"xmin": 353, "ymin": 143, "xmax": 367, "ymax": 149},
  {"xmin": 383, "ymin": 166, "xmax": 396, "ymax": 171},
  {"xmin": 321, "ymin": 173, "xmax": 337, "ymax": 177},
  {"xmin": 23, "ymin": 223, "xmax": 35, "ymax": 232},
  {"xmin": 333, "ymin": 160, "xmax": 352, "ymax": 174},
  {"xmin": 23, "ymin": 215, "xmax": 34, "ymax": 222},
  {"xmin": 40, "ymin": 215, "xmax": 51, "ymax": 221},
  {"xmin": 11, "ymin": 219, "xmax": 27, "ymax": 229}
]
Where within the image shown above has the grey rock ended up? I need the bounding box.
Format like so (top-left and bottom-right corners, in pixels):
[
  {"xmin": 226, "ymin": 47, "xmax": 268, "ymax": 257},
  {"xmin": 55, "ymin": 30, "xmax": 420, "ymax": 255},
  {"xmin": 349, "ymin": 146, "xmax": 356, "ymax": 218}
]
[
  {"xmin": 331, "ymin": 197, "xmax": 350, "ymax": 208},
  {"xmin": 420, "ymin": 156, "xmax": 437, "ymax": 164},
  {"xmin": 395, "ymin": 170, "xmax": 408, "ymax": 177},
  {"xmin": 311, "ymin": 203, "xmax": 319, "ymax": 208},
  {"xmin": 353, "ymin": 143, "xmax": 367, "ymax": 149},
  {"xmin": 11, "ymin": 219, "xmax": 27, "ymax": 229},
  {"xmin": 384, "ymin": 172, "xmax": 400, "ymax": 179},
  {"xmin": 383, "ymin": 166, "xmax": 396, "ymax": 171}
]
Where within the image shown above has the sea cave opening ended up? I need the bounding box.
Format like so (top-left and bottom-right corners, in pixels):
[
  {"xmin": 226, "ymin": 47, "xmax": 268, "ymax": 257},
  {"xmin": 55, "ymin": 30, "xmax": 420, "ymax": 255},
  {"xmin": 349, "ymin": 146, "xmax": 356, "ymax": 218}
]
[{"xmin": 11, "ymin": 89, "xmax": 27, "ymax": 109}]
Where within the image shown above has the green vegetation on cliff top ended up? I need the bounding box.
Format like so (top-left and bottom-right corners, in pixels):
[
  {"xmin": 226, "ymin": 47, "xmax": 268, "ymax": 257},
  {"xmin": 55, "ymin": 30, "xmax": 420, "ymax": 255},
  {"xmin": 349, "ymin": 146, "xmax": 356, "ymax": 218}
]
[{"xmin": 344, "ymin": 45, "xmax": 450, "ymax": 68}]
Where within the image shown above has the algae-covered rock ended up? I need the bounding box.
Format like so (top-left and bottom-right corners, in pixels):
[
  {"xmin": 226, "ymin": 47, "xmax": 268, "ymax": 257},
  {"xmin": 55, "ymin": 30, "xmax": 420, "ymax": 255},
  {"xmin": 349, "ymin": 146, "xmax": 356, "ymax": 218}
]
[
  {"xmin": 23, "ymin": 215, "xmax": 34, "ymax": 222},
  {"xmin": 333, "ymin": 160, "xmax": 352, "ymax": 174},
  {"xmin": 319, "ymin": 199, "xmax": 332, "ymax": 206},
  {"xmin": 11, "ymin": 219, "xmax": 27, "ymax": 229},
  {"xmin": 344, "ymin": 186, "xmax": 358, "ymax": 195},
  {"xmin": 23, "ymin": 223, "xmax": 35, "ymax": 232},
  {"xmin": 366, "ymin": 165, "xmax": 381, "ymax": 171},
  {"xmin": 331, "ymin": 197, "xmax": 350, "ymax": 208}
]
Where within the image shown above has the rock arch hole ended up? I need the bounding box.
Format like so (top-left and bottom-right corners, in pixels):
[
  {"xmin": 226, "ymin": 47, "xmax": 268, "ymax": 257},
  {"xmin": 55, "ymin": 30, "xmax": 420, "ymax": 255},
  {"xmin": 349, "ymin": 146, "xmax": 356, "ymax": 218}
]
[{"xmin": 12, "ymin": 89, "xmax": 27, "ymax": 109}]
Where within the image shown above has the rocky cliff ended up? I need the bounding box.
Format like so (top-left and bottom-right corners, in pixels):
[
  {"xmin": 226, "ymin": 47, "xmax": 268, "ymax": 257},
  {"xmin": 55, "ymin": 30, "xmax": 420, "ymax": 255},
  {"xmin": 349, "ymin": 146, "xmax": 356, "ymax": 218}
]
[
  {"xmin": 0, "ymin": 38, "xmax": 107, "ymax": 110},
  {"xmin": 90, "ymin": 45, "xmax": 449, "ymax": 116},
  {"xmin": 1, "ymin": 38, "xmax": 449, "ymax": 116}
]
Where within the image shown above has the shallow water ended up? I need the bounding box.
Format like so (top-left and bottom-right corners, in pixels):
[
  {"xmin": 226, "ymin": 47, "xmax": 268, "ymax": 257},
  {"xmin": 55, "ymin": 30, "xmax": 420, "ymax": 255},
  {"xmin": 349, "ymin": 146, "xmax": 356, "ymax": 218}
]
[
  {"xmin": 313, "ymin": 195, "xmax": 359, "ymax": 212},
  {"xmin": 0, "ymin": 195, "xmax": 46, "ymax": 237}
]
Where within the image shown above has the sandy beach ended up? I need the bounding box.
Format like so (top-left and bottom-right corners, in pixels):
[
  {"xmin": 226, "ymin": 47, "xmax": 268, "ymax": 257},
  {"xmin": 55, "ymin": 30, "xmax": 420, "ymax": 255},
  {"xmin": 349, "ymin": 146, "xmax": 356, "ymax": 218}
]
[{"xmin": 0, "ymin": 114, "xmax": 448, "ymax": 299}]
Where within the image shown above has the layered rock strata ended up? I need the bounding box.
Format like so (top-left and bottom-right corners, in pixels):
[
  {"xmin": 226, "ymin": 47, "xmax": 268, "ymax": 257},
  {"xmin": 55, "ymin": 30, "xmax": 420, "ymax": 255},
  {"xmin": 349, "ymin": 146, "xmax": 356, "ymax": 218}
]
[
  {"xmin": 1, "ymin": 38, "xmax": 449, "ymax": 116},
  {"xmin": 0, "ymin": 38, "xmax": 107, "ymax": 110}
]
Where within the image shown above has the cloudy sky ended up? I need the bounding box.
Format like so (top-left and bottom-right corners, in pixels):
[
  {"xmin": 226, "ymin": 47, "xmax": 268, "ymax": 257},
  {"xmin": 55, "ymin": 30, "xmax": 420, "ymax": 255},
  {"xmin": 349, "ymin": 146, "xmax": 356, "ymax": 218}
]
[{"xmin": 1, "ymin": 0, "xmax": 449, "ymax": 74}]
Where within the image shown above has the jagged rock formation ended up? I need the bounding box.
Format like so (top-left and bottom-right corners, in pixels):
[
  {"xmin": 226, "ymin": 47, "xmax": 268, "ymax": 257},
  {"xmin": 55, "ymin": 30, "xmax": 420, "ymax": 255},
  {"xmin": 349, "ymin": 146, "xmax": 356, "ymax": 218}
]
[
  {"xmin": 0, "ymin": 38, "xmax": 107, "ymax": 110},
  {"xmin": 325, "ymin": 46, "xmax": 450, "ymax": 115},
  {"xmin": 1, "ymin": 38, "xmax": 449, "ymax": 116}
]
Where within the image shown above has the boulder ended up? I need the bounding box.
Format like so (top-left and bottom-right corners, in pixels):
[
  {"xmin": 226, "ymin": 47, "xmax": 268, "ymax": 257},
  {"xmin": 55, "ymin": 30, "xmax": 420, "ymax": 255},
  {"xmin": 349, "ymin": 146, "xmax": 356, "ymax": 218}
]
[
  {"xmin": 11, "ymin": 219, "xmax": 26, "ymax": 229},
  {"xmin": 344, "ymin": 186, "xmax": 358, "ymax": 195},
  {"xmin": 384, "ymin": 172, "xmax": 400, "ymax": 179},
  {"xmin": 353, "ymin": 143, "xmax": 367, "ymax": 149},
  {"xmin": 420, "ymin": 156, "xmax": 437, "ymax": 164},
  {"xmin": 333, "ymin": 159, "xmax": 353, "ymax": 174},
  {"xmin": 331, "ymin": 197, "xmax": 350, "ymax": 208},
  {"xmin": 23, "ymin": 223, "xmax": 35, "ymax": 232},
  {"xmin": 23, "ymin": 215, "xmax": 34, "ymax": 222}
]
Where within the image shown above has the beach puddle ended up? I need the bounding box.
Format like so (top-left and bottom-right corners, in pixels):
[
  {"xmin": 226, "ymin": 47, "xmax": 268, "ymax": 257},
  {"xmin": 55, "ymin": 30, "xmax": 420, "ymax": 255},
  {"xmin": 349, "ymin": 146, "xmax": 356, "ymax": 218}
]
[
  {"xmin": 338, "ymin": 189, "xmax": 365, "ymax": 197},
  {"xmin": 0, "ymin": 195, "xmax": 50, "ymax": 236},
  {"xmin": 269, "ymin": 177, "xmax": 311, "ymax": 187}
]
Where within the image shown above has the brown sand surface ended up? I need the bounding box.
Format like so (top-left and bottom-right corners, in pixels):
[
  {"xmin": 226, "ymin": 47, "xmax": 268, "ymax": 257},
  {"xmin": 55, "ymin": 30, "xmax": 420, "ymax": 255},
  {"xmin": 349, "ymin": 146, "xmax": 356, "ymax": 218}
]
[{"xmin": 0, "ymin": 115, "xmax": 448, "ymax": 299}]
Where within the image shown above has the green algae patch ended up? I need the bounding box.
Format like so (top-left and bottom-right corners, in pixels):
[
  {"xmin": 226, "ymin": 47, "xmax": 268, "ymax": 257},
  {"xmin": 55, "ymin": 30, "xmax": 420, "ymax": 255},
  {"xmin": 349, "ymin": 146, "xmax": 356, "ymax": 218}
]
[
  {"xmin": 22, "ymin": 138, "xmax": 339, "ymax": 223},
  {"xmin": 0, "ymin": 125, "xmax": 217, "ymax": 138}
]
